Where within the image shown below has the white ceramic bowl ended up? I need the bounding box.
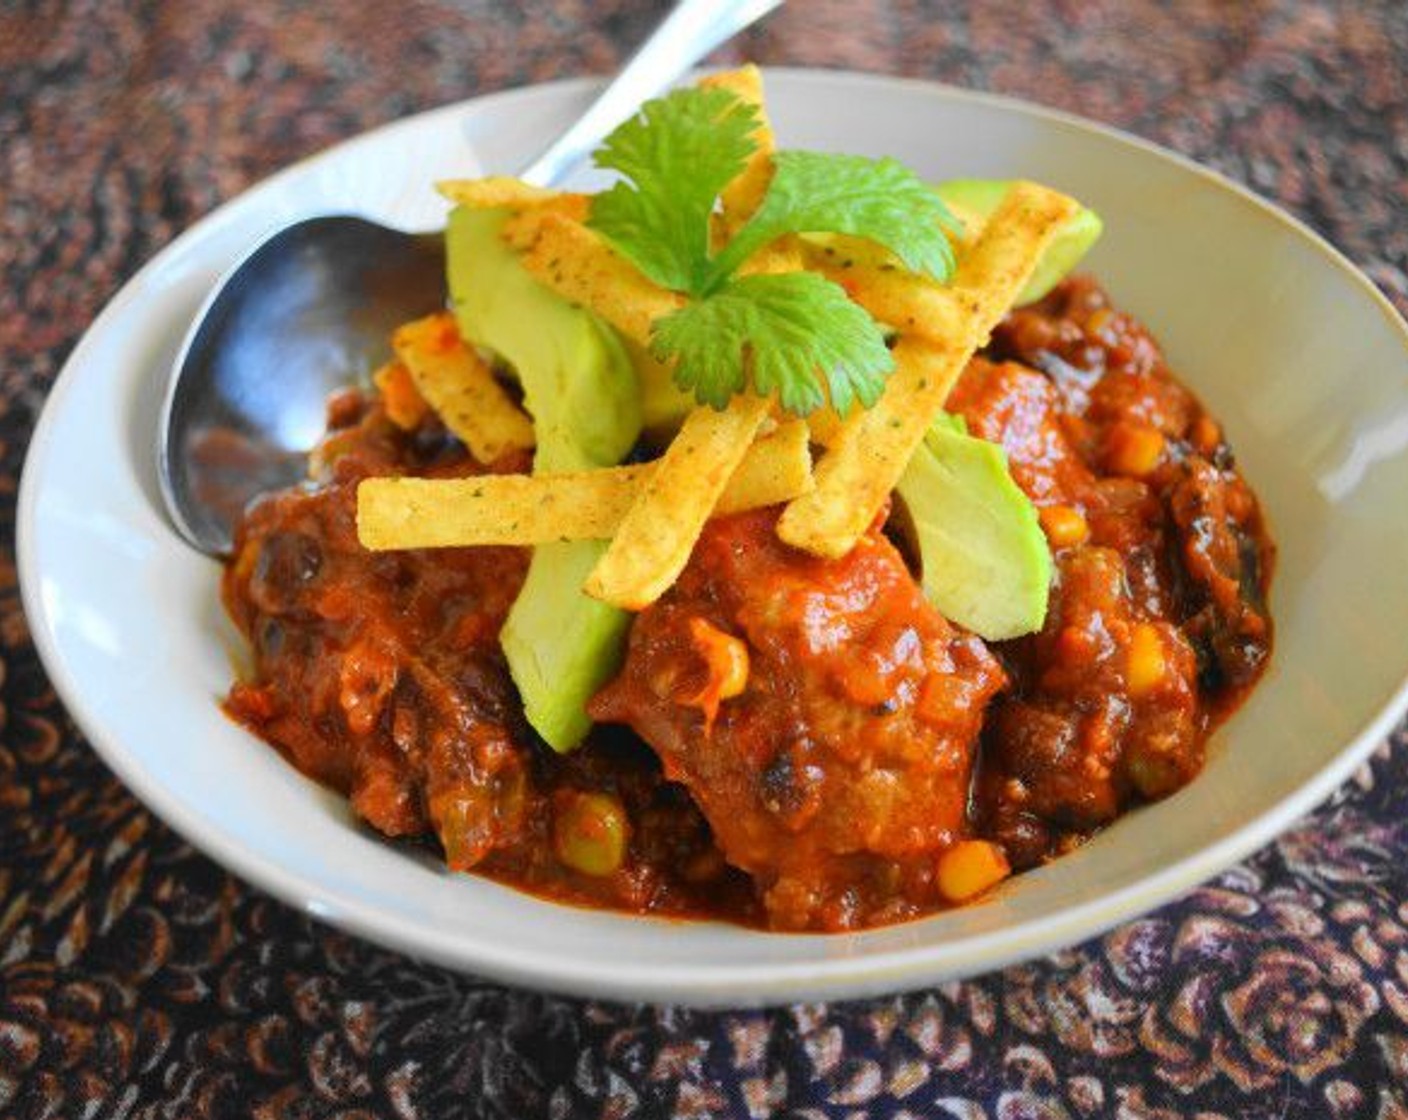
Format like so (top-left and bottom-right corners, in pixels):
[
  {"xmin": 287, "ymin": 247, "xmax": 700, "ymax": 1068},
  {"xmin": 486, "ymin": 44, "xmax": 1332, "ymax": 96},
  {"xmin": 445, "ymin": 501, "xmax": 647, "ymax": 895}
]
[{"xmin": 18, "ymin": 70, "xmax": 1408, "ymax": 1006}]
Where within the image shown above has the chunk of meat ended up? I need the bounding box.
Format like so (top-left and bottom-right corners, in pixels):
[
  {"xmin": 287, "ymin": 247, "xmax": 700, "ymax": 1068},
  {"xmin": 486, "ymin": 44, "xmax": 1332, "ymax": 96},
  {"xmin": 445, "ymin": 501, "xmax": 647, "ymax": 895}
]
[
  {"xmin": 590, "ymin": 508, "xmax": 1006, "ymax": 931},
  {"xmin": 223, "ymin": 397, "xmax": 533, "ymax": 869}
]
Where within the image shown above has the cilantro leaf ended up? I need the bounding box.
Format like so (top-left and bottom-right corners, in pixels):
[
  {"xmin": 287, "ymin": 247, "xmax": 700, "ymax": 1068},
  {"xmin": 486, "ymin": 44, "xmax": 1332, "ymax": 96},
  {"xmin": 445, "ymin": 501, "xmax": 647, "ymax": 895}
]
[
  {"xmin": 588, "ymin": 87, "xmax": 759, "ymax": 294},
  {"xmin": 583, "ymin": 87, "xmax": 956, "ymax": 418},
  {"xmin": 708, "ymin": 151, "xmax": 960, "ymax": 288},
  {"xmin": 650, "ymin": 272, "xmax": 895, "ymax": 417}
]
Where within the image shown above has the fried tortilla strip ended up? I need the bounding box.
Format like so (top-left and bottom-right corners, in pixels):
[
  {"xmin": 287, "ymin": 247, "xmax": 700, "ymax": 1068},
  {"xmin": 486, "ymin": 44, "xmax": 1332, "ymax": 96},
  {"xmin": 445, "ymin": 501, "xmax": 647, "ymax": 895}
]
[
  {"xmin": 777, "ymin": 181, "xmax": 1080, "ymax": 558},
  {"xmin": 739, "ymin": 234, "xmax": 805, "ymax": 278},
  {"xmin": 698, "ymin": 64, "xmax": 775, "ymax": 237},
  {"xmin": 584, "ymin": 395, "xmax": 773, "ymax": 609},
  {"xmin": 806, "ymin": 405, "xmax": 844, "ymax": 448},
  {"xmin": 437, "ymin": 176, "xmax": 589, "ymax": 221},
  {"xmin": 795, "ymin": 193, "xmax": 1005, "ymax": 342},
  {"xmin": 782, "ymin": 335, "xmax": 959, "ymax": 555},
  {"xmin": 797, "ymin": 233, "xmax": 973, "ymax": 342},
  {"xmin": 712, "ymin": 417, "xmax": 810, "ymax": 514},
  {"xmin": 950, "ymin": 183, "xmax": 1078, "ymax": 317},
  {"xmin": 356, "ymin": 417, "xmax": 809, "ymax": 550},
  {"xmin": 503, "ymin": 210, "xmax": 685, "ymax": 348},
  {"xmin": 943, "ymin": 199, "xmax": 985, "ymax": 255},
  {"xmin": 392, "ymin": 312, "xmax": 536, "ymax": 463}
]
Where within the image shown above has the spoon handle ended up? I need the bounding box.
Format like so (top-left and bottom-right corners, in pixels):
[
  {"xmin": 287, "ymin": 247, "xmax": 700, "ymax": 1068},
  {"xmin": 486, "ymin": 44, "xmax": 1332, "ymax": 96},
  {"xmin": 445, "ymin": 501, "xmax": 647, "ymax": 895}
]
[{"xmin": 519, "ymin": 0, "xmax": 785, "ymax": 188}]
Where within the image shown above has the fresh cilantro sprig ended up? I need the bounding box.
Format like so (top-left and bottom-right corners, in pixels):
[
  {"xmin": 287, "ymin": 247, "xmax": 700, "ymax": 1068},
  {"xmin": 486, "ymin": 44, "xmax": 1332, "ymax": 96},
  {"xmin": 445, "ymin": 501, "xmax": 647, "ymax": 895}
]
[
  {"xmin": 652, "ymin": 272, "xmax": 893, "ymax": 415},
  {"xmin": 586, "ymin": 87, "xmax": 961, "ymax": 417},
  {"xmin": 705, "ymin": 151, "xmax": 957, "ymax": 286},
  {"xmin": 590, "ymin": 87, "xmax": 760, "ymax": 294}
]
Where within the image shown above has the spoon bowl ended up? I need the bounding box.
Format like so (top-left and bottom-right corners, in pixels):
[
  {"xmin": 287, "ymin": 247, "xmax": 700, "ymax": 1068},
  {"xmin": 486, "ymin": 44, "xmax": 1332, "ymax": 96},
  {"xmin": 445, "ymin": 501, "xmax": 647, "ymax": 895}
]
[{"xmin": 158, "ymin": 218, "xmax": 445, "ymax": 555}]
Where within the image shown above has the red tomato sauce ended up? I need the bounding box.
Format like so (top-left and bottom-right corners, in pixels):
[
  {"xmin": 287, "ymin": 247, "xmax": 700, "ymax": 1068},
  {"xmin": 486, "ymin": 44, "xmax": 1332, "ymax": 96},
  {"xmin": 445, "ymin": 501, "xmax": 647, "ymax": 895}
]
[{"xmin": 223, "ymin": 278, "xmax": 1273, "ymax": 932}]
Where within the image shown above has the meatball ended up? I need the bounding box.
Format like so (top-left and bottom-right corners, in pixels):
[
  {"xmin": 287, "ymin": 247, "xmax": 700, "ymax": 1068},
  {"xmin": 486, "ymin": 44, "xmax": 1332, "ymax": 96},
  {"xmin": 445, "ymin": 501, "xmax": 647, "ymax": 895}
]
[{"xmin": 590, "ymin": 507, "xmax": 1006, "ymax": 931}]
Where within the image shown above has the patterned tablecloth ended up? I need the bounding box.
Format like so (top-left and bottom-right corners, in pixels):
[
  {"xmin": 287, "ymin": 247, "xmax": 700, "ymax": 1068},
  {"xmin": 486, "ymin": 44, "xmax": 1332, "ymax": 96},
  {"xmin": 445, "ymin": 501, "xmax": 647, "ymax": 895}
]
[{"xmin": 4, "ymin": 2, "xmax": 1408, "ymax": 1116}]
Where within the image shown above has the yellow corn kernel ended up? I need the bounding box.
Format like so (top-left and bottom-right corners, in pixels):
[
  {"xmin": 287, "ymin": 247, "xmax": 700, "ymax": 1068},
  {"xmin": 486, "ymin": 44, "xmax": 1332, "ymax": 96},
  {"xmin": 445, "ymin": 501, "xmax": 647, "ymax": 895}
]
[
  {"xmin": 1126, "ymin": 623, "xmax": 1167, "ymax": 699},
  {"xmin": 1038, "ymin": 504, "xmax": 1090, "ymax": 549},
  {"xmin": 937, "ymin": 840, "xmax": 1011, "ymax": 903},
  {"xmin": 1106, "ymin": 423, "xmax": 1165, "ymax": 478}
]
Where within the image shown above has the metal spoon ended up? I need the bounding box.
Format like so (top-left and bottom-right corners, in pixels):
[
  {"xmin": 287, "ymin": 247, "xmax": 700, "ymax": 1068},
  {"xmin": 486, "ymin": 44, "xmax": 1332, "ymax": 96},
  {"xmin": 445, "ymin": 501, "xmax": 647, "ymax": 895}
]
[{"xmin": 158, "ymin": 0, "xmax": 784, "ymax": 556}]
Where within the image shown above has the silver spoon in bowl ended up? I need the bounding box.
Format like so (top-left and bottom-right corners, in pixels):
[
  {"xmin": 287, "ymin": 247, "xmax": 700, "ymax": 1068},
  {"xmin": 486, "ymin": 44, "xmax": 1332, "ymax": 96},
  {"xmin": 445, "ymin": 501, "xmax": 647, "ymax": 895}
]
[{"xmin": 158, "ymin": 0, "xmax": 784, "ymax": 557}]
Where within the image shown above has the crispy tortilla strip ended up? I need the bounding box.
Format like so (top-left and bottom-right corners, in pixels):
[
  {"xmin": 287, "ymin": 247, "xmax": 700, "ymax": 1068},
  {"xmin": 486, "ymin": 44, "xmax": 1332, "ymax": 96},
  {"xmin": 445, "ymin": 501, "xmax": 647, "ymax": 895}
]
[
  {"xmin": 781, "ymin": 336, "xmax": 959, "ymax": 555},
  {"xmin": 392, "ymin": 312, "xmax": 536, "ymax": 463},
  {"xmin": 798, "ymin": 233, "xmax": 973, "ymax": 342},
  {"xmin": 356, "ymin": 417, "xmax": 809, "ymax": 550},
  {"xmin": 698, "ymin": 64, "xmax": 775, "ymax": 237},
  {"xmin": 795, "ymin": 193, "xmax": 1010, "ymax": 341},
  {"xmin": 584, "ymin": 395, "xmax": 773, "ymax": 609},
  {"xmin": 777, "ymin": 181, "xmax": 1079, "ymax": 558},
  {"xmin": 806, "ymin": 405, "xmax": 843, "ymax": 448},
  {"xmin": 944, "ymin": 199, "xmax": 985, "ymax": 255},
  {"xmin": 714, "ymin": 418, "xmax": 809, "ymax": 513},
  {"xmin": 360, "ymin": 474, "xmax": 631, "ymax": 550},
  {"xmin": 436, "ymin": 177, "xmax": 589, "ymax": 221},
  {"xmin": 739, "ymin": 234, "xmax": 804, "ymax": 277},
  {"xmin": 947, "ymin": 182, "xmax": 1078, "ymax": 317},
  {"xmin": 503, "ymin": 210, "xmax": 684, "ymax": 348},
  {"xmin": 373, "ymin": 360, "xmax": 430, "ymax": 431}
]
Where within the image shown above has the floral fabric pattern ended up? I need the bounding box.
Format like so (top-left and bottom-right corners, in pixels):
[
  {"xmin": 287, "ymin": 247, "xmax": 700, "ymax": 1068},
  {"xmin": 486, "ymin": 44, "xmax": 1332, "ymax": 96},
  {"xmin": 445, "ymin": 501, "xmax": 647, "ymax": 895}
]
[{"xmin": 3, "ymin": 1, "xmax": 1408, "ymax": 1116}]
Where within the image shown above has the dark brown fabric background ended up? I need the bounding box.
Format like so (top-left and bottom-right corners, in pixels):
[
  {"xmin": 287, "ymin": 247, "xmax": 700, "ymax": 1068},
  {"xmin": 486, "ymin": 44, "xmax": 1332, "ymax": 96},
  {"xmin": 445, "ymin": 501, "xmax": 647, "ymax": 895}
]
[{"xmin": 3, "ymin": 2, "xmax": 1408, "ymax": 1117}]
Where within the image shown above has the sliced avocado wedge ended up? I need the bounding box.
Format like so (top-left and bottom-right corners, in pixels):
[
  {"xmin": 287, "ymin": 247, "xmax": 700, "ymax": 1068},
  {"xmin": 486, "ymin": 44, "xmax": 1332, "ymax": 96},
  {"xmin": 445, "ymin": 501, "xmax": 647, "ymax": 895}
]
[
  {"xmin": 895, "ymin": 416, "xmax": 1052, "ymax": 640},
  {"xmin": 448, "ymin": 207, "xmax": 640, "ymax": 472},
  {"xmin": 447, "ymin": 206, "xmax": 641, "ymax": 750},
  {"xmin": 935, "ymin": 178, "xmax": 1103, "ymax": 304},
  {"xmin": 621, "ymin": 337, "xmax": 697, "ymax": 448},
  {"xmin": 498, "ymin": 539, "xmax": 632, "ymax": 750}
]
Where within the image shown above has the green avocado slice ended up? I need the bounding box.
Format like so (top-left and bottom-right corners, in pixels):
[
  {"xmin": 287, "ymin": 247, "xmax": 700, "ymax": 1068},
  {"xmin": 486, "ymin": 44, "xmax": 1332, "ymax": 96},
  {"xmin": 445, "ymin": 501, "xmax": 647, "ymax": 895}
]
[
  {"xmin": 895, "ymin": 415, "xmax": 1052, "ymax": 640},
  {"xmin": 446, "ymin": 206, "xmax": 641, "ymax": 751},
  {"xmin": 935, "ymin": 178, "xmax": 1103, "ymax": 304},
  {"xmin": 448, "ymin": 207, "xmax": 640, "ymax": 473},
  {"xmin": 622, "ymin": 337, "xmax": 697, "ymax": 449}
]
